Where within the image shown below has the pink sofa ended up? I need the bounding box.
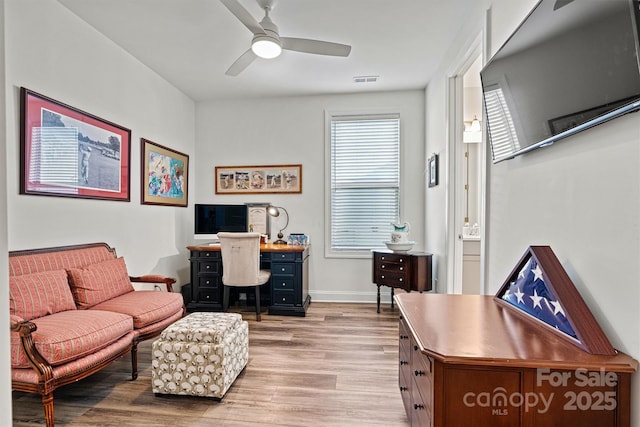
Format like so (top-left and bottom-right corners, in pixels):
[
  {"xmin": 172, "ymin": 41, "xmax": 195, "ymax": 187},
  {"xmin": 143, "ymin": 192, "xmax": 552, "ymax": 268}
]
[{"xmin": 9, "ymin": 242, "xmax": 185, "ymax": 427}]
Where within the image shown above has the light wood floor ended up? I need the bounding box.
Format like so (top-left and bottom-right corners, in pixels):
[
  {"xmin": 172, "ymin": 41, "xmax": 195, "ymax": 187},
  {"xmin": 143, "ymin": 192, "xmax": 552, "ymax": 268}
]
[{"xmin": 12, "ymin": 302, "xmax": 410, "ymax": 426}]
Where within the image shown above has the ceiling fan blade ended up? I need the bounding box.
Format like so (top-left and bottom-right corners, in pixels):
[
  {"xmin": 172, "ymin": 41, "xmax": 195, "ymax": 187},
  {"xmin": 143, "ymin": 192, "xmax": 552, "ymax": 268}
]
[
  {"xmin": 225, "ymin": 49, "xmax": 257, "ymax": 76},
  {"xmin": 281, "ymin": 37, "xmax": 351, "ymax": 57},
  {"xmin": 220, "ymin": 0, "xmax": 264, "ymax": 35}
]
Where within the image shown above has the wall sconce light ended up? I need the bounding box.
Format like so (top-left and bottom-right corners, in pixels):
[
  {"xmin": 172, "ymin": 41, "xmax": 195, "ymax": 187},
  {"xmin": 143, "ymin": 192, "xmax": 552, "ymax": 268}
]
[
  {"xmin": 463, "ymin": 115, "xmax": 482, "ymax": 143},
  {"xmin": 267, "ymin": 205, "xmax": 289, "ymax": 244}
]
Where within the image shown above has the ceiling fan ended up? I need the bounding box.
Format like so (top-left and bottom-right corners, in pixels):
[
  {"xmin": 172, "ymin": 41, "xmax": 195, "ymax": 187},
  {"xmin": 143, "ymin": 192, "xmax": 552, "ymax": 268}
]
[{"xmin": 220, "ymin": 0, "xmax": 352, "ymax": 76}]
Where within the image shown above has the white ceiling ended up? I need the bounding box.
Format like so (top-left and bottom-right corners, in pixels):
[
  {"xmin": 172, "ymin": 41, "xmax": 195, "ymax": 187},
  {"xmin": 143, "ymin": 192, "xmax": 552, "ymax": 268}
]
[{"xmin": 57, "ymin": 0, "xmax": 477, "ymax": 102}]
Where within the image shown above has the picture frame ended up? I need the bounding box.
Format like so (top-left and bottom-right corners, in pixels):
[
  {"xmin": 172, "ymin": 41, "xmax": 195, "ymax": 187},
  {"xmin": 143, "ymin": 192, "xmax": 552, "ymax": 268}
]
[
  {"xmin": 215, "ymin": 164, "xmax": 302, "ymax": 194},
  {"xmin": 427, "ymin": 154, "xmax": 439, "ymax": 187},
  {"xmin": 20, "ymin": 87, "xmax": 131, "ymax": 201},
  {"xmin": 141, "ymin": 138, "xmax": 189, "ymax": 207},
  {"xmin": 246, "ymin": 202, "xmax": 271, "ymax": 235}
]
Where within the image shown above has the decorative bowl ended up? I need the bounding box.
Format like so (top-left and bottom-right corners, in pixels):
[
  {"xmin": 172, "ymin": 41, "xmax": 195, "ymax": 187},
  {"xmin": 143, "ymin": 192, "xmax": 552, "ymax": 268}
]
[{"xmin": 384, "ymin": 241, "xmax": 415, "ymax": 253}]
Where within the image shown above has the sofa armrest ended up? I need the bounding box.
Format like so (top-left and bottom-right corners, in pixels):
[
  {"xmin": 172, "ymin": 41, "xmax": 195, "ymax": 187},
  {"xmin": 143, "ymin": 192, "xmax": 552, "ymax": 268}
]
[
  {"xmin": 129, "ymin": 275, "xmax": 177, "ymax": 293},
  {"xmin": 11, "ymin": 318, "xmax": 54, "ymax": 381}
]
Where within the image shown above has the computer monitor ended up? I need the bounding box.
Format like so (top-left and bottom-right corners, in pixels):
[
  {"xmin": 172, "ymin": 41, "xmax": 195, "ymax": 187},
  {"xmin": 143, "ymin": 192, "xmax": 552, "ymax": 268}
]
[{"xmin": 194, "ymin": 204, "xmax": 248, "ymax": 241}]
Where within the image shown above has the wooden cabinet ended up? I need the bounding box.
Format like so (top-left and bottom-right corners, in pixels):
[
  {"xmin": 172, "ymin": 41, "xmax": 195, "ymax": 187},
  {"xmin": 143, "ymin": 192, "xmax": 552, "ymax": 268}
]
[
  {"xmin": 184, "ymin": 244, "xmax": 310, "ymax": 316},
  {"xmin": 372, "ymin": 250, "xmax": 432, "ymax": 313},
  {"xmin": 396, "ymin": 293, "xmax": 637, "ymax": 426}
]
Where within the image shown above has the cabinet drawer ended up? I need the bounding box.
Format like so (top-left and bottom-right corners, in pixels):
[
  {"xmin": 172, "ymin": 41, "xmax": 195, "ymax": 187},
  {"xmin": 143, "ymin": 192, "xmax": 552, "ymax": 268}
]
[
  {"xmin": 271, "ymin": 252, "xmax": 297, "ymax": 262},
  {"xmin": 198, "ymin": 261, "xmax": 219, "ymax": 274},
  {"xmin": 272, "ymin": 262, "xmax": 295, "ymax": 276},
  {"xmin": 272, "ymin": 291, "xmax": 295, "ymax": 305},
  {"xmin": 378, "ymin": 261, "xmax": 408, "ymax": 274},
  {"xmin": 377, "ymin": 253, "xmax": 408, "ymax": 264},
  {"xmin": 198, "ymin": 276, "xmax": 220, "ymax": 288},
  {"xmin": 197, "ymin": 287, "xmax": 219, "ymax": 302},
  {"xmin": 272, "ymin": 277, "xmax": 294, "ymax": 291},
  {"xmin": 375, "ymin": 271, "xmax": 408, "ymax": 286},
  {"xmin": 411, "ymin": 384, "xmax": 432, "ymax": 427}
]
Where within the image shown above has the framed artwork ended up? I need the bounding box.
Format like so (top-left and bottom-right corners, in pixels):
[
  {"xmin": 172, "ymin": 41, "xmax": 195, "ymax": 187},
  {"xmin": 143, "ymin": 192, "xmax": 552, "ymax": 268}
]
[
  {"xmin": 494, "ymin": 246, "xmax": 616, "ymax": 355},
  {"xmin": 246, "ymin": 202, "xmax": 271, "ymax": 235},
  {"xmin": 215, "ymin": 164, "xmax": 302, "ymax": 194},
  {"xmin": 427, "ymin": 154, "xmax": 439, "ymax": 187},
  {"xmin": 141, "ymin": 138, "xmax": 189, "ymax": 207},
  {"xmin": 20, "ymin": 87, "xmax": 131, "ymax": 201}
]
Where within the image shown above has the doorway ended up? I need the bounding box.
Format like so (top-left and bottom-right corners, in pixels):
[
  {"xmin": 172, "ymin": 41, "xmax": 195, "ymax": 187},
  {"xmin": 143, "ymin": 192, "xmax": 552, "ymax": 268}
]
[{"xmin": 446, "ymin": 39, "xmax": 485, "ymax": 295}]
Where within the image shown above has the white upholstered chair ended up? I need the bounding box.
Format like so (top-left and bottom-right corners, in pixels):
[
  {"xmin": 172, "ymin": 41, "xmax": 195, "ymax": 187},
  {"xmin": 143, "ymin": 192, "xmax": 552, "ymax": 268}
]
[{"xmin": 217, "ymin": 232, "xmax": 271, "ymax": 321}]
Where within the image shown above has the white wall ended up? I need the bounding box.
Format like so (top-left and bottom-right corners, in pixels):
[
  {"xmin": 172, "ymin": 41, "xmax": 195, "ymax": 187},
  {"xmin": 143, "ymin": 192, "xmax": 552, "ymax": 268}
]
[
  {"xmin": 195, "ymin": 91, "xmax": 425, "ymax": 302},
  {"xmin": 5, "ymin": 0, "xmax": 195, "ymax": 286},
  {"xmin": 0, "ymin": 2, "xmax": 12, "ymax": 424},
  {"xmin": 425, "ymin": 0, "xmax": 640, "ymax": 424}
]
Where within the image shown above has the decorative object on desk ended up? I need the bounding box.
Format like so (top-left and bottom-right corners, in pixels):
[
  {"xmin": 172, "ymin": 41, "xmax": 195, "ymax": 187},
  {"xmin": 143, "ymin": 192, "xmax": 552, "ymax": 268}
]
[
  {"xmin": 427, "ymin": 153, "xmax": 439, "ymax": 188},
  {"xmin": 215, "ymin": 164, "xmax": 302, "ymax": 194},
  {"xmin": 141, "ymin": 138, "xmax": 189, "ymax": 207},
  {"xmin": 267, "ymin": 205, "xmax": 289, "ymax": 244},
  {"xmin": 494, "ymin": 245, "xmax": 616, "ymax": 355},
  {"xmin": 19, "ymin": 87, "xmax": 131, "ymax": 201},
  {"xmin": 246, "ymin": 202, "xmax": 271, "ymax": 235},
  {"xmin": 384, "ymin": 241, "xmax": 415, "ymax": 253},
  {"xmin": 288, "ymin": 233, "xmax": 308, "ymax": 245},
  {"xmin": 390, "ymin": 221, "xmax": 410, "ymax": 243}
]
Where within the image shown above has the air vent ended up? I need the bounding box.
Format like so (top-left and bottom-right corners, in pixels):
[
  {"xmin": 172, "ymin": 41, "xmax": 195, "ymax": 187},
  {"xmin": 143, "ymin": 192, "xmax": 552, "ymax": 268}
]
[{"xmin": 353, "ymin": 75, "xmax": 379, "ymax": 83}]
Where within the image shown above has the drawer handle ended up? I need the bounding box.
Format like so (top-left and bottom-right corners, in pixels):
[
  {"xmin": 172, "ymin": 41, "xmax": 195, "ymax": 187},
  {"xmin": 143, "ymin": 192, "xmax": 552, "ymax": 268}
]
[
  {"xmin": 399, "ymin": 386, "xmax": 408, "ymax": 392},
  {"xmin": 399, "ymin": 278, "xmax": 403, "ymax": 282},
  {"xmin": 281, "ymin": 268, "xmax": 286, "ymax": 272},
  {"xmin": 400, "ymin": 335, "xmax": 409, "ymax": 340},
  {"xmin": 205, "ymin": 295, "xmax": 210, "ymax": 299},
  {"xmin": 414, "ymin": 345, "xmax": 418, "ymax": 351},
  {"xmin": 381, "ymin": 275, "xmax": 385, "ymax": 279},
  {"xmin": 399, "ymin": 258, "xmax": 404, "ymax": 263},
  {"xmin": 400, "ymin": 360, "xmax": 408, "ymax": 365},
  {"xmin": 414, "ymin": 370, "xmax": 426, "ymax": 377},
  {"xmin": 281, "ymin": 283, "xmax": 287, "ymax": 287},
  {"xmin": 205, "ymin": 265, "xmax": 211, "ymax": 270},
  {"xmin": 205, "ymin": 253, "xmax": 211, "ymax": 257},
  {"xmin": 413, "ymin": 404, "xmax": 425, "ymax": 410},
  {"xmin": 381, "ymin": 265, "xmax": 385, "ymax": 269},
  {"xmin": 282, "ymin": 297, "xmax": 286, "ymax": 302},
  {"xmin": 205, "ymin": 280, "xmax": 210, "ymax": 285},
  {"xmin": 381, "ymin": 256, "xmax": 385, "ymax": 260},
  {"xmin": 399, "ymin": 267, "xmax": 404, "ymax": 271}
]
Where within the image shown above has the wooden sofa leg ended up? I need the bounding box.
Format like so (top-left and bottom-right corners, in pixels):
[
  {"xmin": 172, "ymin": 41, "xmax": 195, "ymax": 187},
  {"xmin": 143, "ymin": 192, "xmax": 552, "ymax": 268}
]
[
  {"xmin": 131, "ymin": 341, "xmax": 138, "ymax": 380},
  {"xmin": 42, "ymin": 392, "xmax": 54, "ymax": 427}
]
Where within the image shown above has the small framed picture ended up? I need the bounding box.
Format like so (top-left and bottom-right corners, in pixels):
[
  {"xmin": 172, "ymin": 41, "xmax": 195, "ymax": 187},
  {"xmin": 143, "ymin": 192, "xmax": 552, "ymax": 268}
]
[
  {"xmin": 428, "ymin": 154, "xmax": 439, "ymax": 187},
  {"xmin": 141, "ymin": 138, "xmax": 189, "ymax": 207}
]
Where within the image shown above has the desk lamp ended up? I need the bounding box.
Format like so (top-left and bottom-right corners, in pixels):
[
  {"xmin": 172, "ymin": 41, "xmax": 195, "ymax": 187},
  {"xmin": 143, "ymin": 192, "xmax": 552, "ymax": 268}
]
[{"xmin": 267, "ymin": 205, "xmax": 289, "ymax": 244}]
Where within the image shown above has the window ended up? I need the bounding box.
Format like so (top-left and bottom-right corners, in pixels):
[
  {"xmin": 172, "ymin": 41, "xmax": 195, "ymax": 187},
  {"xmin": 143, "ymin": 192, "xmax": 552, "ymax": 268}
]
[{"xmin": 328, "ymin": 114, "xmax": 400, "ymax": 254}]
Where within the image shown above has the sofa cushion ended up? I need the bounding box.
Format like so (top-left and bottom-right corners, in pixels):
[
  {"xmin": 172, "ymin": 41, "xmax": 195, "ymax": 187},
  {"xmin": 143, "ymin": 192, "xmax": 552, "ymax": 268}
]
[
  {"xmin": 9, "ymin": 269, "xmax": 76, "ymax": 321},
  {"xmin": 10, "ymin": 309, "xmax": 133, "ymax": 369},
  {"xmin": 68, "ymin": 257, "xmax": 134, "ymax": 308},
  {"xmin": 90, "ymin": 290, "xmax": 184, "ymax": 330}
]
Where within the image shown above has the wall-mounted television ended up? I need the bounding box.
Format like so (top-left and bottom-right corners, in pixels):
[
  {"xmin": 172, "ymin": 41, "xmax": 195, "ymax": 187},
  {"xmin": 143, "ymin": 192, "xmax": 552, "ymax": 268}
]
[
  {"xmin": 481, "ymin": 0, "xmax": 640, "ymax": 163},
  {"xmin": 194, "ymin": 204, "xmax": 248, "ymax": 241}
]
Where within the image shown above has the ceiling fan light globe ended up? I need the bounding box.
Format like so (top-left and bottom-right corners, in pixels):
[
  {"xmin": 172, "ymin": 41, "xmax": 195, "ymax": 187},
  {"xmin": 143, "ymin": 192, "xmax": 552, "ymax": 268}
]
[{"xmin": 252, "ymin": 36, "xmax": 282, "ymax": 59}]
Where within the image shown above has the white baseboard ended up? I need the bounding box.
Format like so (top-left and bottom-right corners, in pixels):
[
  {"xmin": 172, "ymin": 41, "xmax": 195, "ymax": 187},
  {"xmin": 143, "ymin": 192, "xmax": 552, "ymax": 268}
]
[{"xmin": 309, "ymin": 289, "xmax": 393, "ymax": 303}]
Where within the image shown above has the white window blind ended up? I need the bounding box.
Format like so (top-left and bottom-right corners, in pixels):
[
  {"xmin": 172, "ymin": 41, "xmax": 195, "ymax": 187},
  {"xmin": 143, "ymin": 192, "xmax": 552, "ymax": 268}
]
[
  {"xmin": 330, "ymin": 115, "xmax": 400, "ymax": 251},
  {"xmin": 484, "ymin": 83, "xmax": 521, "ymax": 161}
]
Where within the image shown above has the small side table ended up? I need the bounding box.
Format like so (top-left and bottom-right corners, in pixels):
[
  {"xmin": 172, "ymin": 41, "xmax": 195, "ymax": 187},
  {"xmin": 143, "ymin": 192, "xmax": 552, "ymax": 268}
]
[{"xmin": 372, "ymin": 250, "xmax": 432, "ymax": 313}]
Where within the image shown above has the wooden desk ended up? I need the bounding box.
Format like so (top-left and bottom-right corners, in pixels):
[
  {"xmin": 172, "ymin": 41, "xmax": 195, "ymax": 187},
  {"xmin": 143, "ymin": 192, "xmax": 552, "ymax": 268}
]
[
  {"xmin": 184, "ymin": 244, "xmax": 310, "ymax": 316},
  {"xmin": 395, "ymin": 293, "xmax": 637, "ymax": 426}
]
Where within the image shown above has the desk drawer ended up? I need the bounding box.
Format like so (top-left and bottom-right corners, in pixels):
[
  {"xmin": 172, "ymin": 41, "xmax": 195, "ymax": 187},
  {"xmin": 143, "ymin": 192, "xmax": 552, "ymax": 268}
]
[
  {"xmin": 271, "ymin": 252, "xmax": 297, "ymax": 262},
  {"xmin": 271, "ymin": 262, "xmax": 295, "ymax": 276},
  {"xmin": 272, "ymin": 290, "xmax": 295, "ymax": 305},
  {"xmin": 198, "ymin": 261, "xmax": 220, "ymax": 274},
  {"xmin": 197, "ymin": 251, "xmax": 220, "ymax": 260},
  {"xmin": 272, "ymin": 277, "xmax": 294, "ymax": 291},
  {"xmin": 197, "ymin": 287, "xmax": 219, "ymax": 302},
  {"xmin": 198, "ymin": 276, "xmax": 220, "ymax": 288}
]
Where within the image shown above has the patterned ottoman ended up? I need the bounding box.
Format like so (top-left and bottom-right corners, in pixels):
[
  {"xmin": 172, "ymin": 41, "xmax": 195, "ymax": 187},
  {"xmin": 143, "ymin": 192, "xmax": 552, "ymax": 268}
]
[{"xmin": 151, "ymin": 312, "xmax": 248, "ymax": 399}]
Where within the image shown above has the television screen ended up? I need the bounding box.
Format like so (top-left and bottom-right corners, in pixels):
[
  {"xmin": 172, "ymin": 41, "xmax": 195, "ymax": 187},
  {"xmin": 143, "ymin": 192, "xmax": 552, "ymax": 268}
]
[
  {"xmin": 481, "ymin": 0, "xmax": 640, "ymax": 162},
  {"xmin": 194, "ymin": 204, "xmax": 248, "ymax": 239}
]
